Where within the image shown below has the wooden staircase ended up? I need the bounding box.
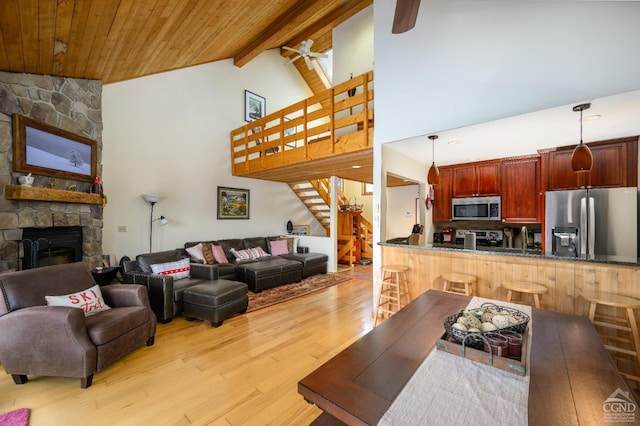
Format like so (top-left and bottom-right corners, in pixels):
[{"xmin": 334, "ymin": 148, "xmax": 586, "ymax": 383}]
[
  {"xmin": 289, "ymin": 178, "xmax": 348, "ymax": 235},
  {"xmin": 358, "ymin": 214, "xmax": 374, "ymax": 259},
  {"xmin": 290, "ymin": 178, "xmax": 373, "ymax": 264}
]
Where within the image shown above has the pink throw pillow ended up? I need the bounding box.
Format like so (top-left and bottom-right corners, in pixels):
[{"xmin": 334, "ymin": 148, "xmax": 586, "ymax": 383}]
[
  {"xmin": 212, "ymin": 245, "xmax": 228, "ymax": 264},
  {"xmin": 269, "ymin": 239, "xmax": 289, "ymax": 256}
]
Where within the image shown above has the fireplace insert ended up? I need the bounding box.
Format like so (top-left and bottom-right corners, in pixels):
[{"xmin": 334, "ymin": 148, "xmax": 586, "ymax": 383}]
[{"xmin": 20, "ymin": 227, "xmax": 82, "ymax": 269}]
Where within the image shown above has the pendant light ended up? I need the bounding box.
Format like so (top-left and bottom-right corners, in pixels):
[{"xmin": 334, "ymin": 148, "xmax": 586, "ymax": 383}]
[
  {"xmin": 571, "ymin": 103, "xmax": 593, "ymax": 173},
  {"xmin": 427, "ymin": 135, "xmax": 440, "ymax": 185}
]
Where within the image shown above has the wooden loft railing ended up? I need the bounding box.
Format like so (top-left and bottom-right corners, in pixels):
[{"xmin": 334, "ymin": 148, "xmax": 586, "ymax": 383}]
[{"xmin": 230, "ymin": 71, "xmax": 373, "ymax": 181}]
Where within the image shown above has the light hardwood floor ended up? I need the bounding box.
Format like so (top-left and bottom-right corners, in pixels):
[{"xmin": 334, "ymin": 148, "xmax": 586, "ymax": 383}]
[{"xmin": 0, "ymin": 266, "xmax": 373, "ymax": 425}]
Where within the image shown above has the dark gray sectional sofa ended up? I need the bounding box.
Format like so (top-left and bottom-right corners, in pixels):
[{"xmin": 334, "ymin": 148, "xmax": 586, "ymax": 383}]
[
  {"xmin": 122, "ymin": 236, "xmax": 328, "ymax": 323},
  {"xmin": 192, "ymin": 237, "xmax": 328, "ymax": 287}
]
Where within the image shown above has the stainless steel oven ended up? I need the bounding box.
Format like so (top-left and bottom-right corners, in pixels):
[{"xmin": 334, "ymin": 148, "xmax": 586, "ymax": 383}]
[{"xmin": 452, "ymin": 196, "xmax": 501, "ymax": 221}]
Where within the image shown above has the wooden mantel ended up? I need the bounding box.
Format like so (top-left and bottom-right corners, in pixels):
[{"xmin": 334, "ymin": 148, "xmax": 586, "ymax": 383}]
[{"xmin": 4, "ymin": 185, "xmax": 104, "ymax": 205}]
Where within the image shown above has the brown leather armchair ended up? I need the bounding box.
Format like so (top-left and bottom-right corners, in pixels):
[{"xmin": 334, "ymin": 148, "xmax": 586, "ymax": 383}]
[{"xmin": 0, "ymin": 262, "xmax": 156, "ymax": 388}]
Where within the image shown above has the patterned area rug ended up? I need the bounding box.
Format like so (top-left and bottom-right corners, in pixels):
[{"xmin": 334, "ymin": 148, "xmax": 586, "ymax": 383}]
[
  {"xmin": 0, "ymin": 408, "xmax": 30, "ymax": 426},
  {"xmin": 247, "ymin": 274, "xmax": 351, "ymax": 313}
]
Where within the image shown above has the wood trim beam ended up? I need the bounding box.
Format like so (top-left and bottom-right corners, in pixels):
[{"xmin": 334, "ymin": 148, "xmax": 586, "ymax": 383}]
[
  {"xmin": 280, "ymin": 0, "xmax": 372, "ymax": 59},
  {"xmin": 233, "ymin": 0, "xmax": 336, "ymax": 68}
]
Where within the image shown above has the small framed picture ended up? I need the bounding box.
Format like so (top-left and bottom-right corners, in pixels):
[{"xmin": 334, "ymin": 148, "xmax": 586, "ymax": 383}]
[
  {"xmin": 292, "ymin": 224, "xmax": 309, "ymax": 235},
  {"xmin": 245, "ymin": 90, "xmax": 266, "ymax": 122},
  {"xmin": 217, "ymin": 187, "xmax": 250, "ymax": 219}
]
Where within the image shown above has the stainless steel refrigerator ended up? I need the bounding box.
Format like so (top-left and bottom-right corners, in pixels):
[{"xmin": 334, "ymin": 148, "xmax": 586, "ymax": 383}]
[{"xmin": 545, "ymin": 187, "xmax": 637, "ymax": 258}]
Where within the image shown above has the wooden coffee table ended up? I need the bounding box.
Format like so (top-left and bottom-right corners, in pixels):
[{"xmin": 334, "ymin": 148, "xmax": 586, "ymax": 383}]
[{"xmin": 298, "ymin": 290, "xmax": 636, "ymax": 425}]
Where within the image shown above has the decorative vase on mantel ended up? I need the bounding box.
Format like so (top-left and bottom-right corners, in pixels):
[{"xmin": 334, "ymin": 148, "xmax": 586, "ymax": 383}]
[{"xmin": 18, "ymin": 173, "xmax": 34, "ymax": 187}]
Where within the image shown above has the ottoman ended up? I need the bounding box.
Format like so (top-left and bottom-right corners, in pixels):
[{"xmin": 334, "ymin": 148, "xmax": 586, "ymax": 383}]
[
  {"xmin": 182, "ymin": 280, "xmax": 248, "ymax": 327},
  {"xmin": 235, "ymin": 257, "xmax": 303, "ymax": 293},
  {"xmin": 282, "ymin": 253, "xmax": 328, "ymax": 278}
]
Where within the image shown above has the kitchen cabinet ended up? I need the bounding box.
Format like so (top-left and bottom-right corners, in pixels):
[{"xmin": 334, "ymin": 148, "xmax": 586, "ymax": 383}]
[
  {"xmin": 501, "ymin": 155, "xmax": 542, "ymax": 223},
  {"xmin": 452, "ymin": 161, "xmax": 500, "ymax": 197},
  {"xmin": 432, "ymin": 167, "xmax": 453, "ymax": 222},
  {"xmin": 545, "ymin": 137, "xmax": 638, "ymax": 190}
]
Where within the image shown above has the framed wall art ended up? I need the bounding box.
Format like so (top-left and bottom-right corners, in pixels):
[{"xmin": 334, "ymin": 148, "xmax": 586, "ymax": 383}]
[
  {"xmin": 291, "ymin": 224, "xmax": 309, "ymax": 235},
  {"xmin": 245, "ymin": 90, "xmax": 266, "ymax": 122},
  {"xmin": 217, "ymin": 186, "xmax": 250, "ymax": 219},
  {"xmin": 12, "ymin": 114, "xmax": 97, "ymax": 182}
]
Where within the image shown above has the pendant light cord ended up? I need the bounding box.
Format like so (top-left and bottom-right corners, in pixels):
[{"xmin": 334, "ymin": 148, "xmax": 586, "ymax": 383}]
[
  {"xmin": 432, "ymin": 137, "xmax": 435, "ymax": 165},
  {"xmin": 579, "ymin": 107, "xmax": 583, "ymax": 144}
]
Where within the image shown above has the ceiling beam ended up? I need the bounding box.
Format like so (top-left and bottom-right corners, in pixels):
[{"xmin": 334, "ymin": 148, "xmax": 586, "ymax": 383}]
[
  {"xmin": 280, "ymin": 0, "xmax": 372, "ymax": 59},
  {"xmin": 233, "ymin": 0, "xmax": 337, "ymax": 68}
]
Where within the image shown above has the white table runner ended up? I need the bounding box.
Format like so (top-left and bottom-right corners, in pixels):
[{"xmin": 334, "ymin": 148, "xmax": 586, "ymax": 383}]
[{"xmin": 379, "ymin": 297, "xmax": 532, "ymax": 426}]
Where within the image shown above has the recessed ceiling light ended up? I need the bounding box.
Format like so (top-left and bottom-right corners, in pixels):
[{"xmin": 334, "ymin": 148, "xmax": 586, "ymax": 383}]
[
  {"xmin": 352, "ymin": 165, "xmax": 361, "ymax": 169},
  {"xmin": 448, "ymin": 140, "xmax": 460, "ymax": 145},
  {"xmin": 582, "ymin": 114, "xmax": 602, "ymax": 122}
]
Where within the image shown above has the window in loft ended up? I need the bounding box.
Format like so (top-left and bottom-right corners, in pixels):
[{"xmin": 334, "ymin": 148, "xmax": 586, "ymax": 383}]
[{"xmin": 315, "ymin": 49, "xmax": 332, "ymax": 88}]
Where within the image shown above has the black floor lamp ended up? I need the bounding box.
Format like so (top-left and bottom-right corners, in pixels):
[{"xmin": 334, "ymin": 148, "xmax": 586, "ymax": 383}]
[{"xmin": 142, "ymin": 194, "xmax": 160, "ymax": 253}]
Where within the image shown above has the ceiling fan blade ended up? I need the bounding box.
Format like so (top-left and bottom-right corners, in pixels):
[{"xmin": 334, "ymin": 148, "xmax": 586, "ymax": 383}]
[
  {"xmin": 392, "ymin": 0, "xmax": 421, "ymax": 34},
  {"xmin": 304, "ymin": 56, "xmax": 314, "ymax": 71},
  {"xmin": 282, "ymin": 46, "xmax": 300, "ymax": 53},
  {"xmin": 287, "ymin": 54, "xmax": 302, "ymax": 64},
  {"xmin": 305, "ymin": 39, "xmax": 314, "ymax": 50},
  {"xmin": 307, "ymin": 52, "xmax": 328, "ymax": 59}
]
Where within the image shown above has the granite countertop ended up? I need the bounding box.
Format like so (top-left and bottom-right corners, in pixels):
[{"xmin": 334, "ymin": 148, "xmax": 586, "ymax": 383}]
[{"xmin": 380, "ymin": 242, "xmax": 640, "ymax": 267}]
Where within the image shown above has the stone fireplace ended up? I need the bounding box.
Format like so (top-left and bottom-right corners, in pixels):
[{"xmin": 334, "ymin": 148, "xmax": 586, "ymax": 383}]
[{"xmin": 0, "ymin": 71, "xmax": 103, "ymax": 272}]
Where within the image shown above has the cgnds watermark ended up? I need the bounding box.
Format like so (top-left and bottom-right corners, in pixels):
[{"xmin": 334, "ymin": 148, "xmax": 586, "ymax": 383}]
[{"xmin": 603, "ymin": 388, "xmax": 637, "ymax": 423}]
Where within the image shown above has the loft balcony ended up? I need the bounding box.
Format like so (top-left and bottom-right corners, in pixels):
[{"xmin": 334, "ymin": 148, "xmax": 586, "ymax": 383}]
[{"xmin": 230, "ymin": 71, "xmax": 373, "ymax": 184}]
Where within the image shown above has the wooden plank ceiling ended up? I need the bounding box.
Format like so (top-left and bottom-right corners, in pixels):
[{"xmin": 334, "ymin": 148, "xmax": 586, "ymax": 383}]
[
  {"xmin": 0, "ymin": 0, "xmax": 385, "ymax": 185},
  {"xmin": 0, "ymin": 0, "xmax": 371, "ymax": 84}
]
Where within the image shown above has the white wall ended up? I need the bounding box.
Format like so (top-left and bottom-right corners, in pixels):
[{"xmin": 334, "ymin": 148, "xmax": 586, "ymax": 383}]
[
  {"xmin": 332, "ymin": 6, "xmax": 374, "ymax": 84},
  {"xmin": 381, "ymin": 144, "xmax": 429, "ymax": 242},
  {"xmin": 386, "ymin": 184, "xmax": 421, "ymax": 240},
  {"xmin": 102, "ymin": 51, "xmax": 323, "ymax": 259},
  {"xmin": 374, "ymin": 0, "xmax": 640, "ymax": 145},
  {"xmin": 343, "ymin": 179, "xmax": 373, "ymax": 223}
]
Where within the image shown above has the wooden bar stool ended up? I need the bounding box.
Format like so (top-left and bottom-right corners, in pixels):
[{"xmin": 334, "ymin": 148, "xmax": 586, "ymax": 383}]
[
  {"xmin": 374, "ymin": 265, "xmax": 410, "ymax": 326},
  {"xmin": 503, "ymin": 281, "xmax": 548, "ymax": 308},
  {"xmin": 582, "ymin": 291, "xmax": 640, "ymax": 382},
  {"xmin": 441, "ymin": 273, "xmax": 476, "ymax": 296}
]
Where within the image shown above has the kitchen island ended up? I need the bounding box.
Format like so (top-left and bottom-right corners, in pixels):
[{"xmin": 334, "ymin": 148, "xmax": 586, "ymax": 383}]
[{"xmin": 381, "ymin": 242, "xmax": 640, "ymax": 316}]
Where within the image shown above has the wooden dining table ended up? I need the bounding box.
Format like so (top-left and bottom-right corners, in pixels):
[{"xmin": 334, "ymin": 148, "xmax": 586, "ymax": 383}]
[{"xmin": 298, "ymin": 290, "xmax": 636, "ymax": 425}]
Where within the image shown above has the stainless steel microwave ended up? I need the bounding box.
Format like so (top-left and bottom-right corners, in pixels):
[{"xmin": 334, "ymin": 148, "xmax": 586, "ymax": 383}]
[{"xmin": 452, "ymin": 196, "xmax": 501, "ymax": 221}]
